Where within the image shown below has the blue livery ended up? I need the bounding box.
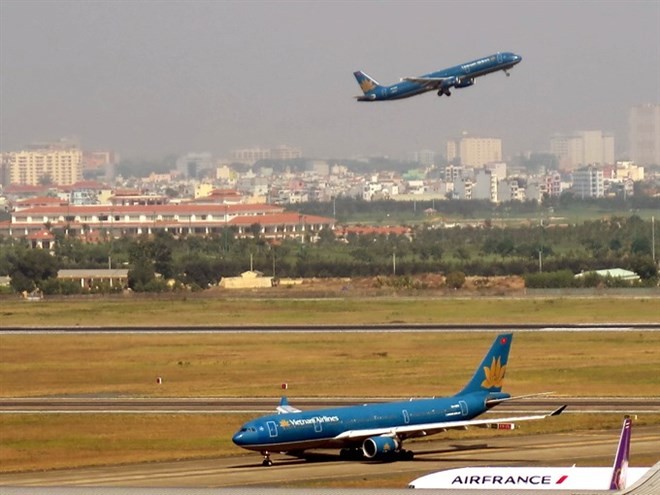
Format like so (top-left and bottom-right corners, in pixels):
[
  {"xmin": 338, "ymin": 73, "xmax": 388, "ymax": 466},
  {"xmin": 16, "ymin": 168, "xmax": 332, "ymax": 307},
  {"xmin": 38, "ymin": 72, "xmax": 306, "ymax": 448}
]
[
  {"xmin": 354, "ymin": 52, "xmax": 522, "ymax": 101},
  {"xmin": 233, "ymin": 333, "xmax": 565, "ymax": 466}
]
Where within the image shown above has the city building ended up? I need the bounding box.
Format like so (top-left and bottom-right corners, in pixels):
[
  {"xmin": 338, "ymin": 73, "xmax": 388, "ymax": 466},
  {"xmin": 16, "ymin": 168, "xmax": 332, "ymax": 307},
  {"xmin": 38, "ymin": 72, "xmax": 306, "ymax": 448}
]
[
  {"xmin": 176, "ymin": 152, "xmax": 213, "ymax": 179},
  {"xmin": 5, "ymin": 203, "xmax": 334, "ymax": 241},
  {"xmin": 550, "ymin": 131, "xmax": 615, "ymax": 170},
  {"xmin": 446, "ymin": 134, "xmax": 502, "ymax": 168},
  {"xmin": 629, "ymin": 103, "xmax": 660, "ymax": 166},
  {"xmin": 231, "ymin": 145, "xmax": 302, "ymax": 165},
  {"xmin": 472, "ymin": 168, "xmax": 498, "ymax": 202},
  {"xmin": 5, "ymin": 145, "xmax": 83, "ymax": 186},
  {"xmin": 572, "ymin": 165, "xmax": 604, "ymax": 198}
]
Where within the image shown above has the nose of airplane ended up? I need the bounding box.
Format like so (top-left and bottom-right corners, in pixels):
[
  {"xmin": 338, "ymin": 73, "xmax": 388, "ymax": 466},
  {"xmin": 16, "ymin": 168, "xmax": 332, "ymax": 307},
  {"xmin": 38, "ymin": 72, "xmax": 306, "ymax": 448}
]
[
  {"xmin": 232, "ymin": 430, "xmax": 246, "ymax": 446},
  {"xmin": 513, "ymin": 54, "xmax": 522, "ymax": 64}
]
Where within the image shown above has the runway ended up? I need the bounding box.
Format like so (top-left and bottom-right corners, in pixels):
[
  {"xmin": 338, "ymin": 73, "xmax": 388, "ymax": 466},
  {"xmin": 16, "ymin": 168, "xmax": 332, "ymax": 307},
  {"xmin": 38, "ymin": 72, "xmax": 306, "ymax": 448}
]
[{"xmin": 1, "ymin": 426, "xmax": 659, "ymax": 488}]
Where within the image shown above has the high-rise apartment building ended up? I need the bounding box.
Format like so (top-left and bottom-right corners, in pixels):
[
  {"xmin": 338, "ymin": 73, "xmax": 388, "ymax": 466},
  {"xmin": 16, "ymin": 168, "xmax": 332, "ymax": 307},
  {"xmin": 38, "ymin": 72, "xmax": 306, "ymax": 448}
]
[
  {"xmin": 550, "ymin": 131, "xmax": 614, "ymax": 170},
  {"xmin": 572, "ymin": 165, "xmax": 604, "ymax": 198},
  {"xmin": 6, "ymin": 146, "xmax": 83, "ymax": 186},
  {"xmin": 629, "ymin": 104, "xmax": 660, "ymax": 166},
  {"xmin": 231, "ymin": 145, "xmax": 302, "ymax": 165},
  {"xmin": 446, "ymin": 134, "xmax": 502, "ymax": 168}
]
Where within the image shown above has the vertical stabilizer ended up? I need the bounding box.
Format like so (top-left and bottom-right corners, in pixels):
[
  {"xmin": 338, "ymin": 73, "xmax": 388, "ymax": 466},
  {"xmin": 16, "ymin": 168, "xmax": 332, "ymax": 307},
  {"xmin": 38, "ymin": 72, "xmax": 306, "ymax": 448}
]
[
  {"xmin": 609, "ymin": 417, "xmax": 632, "ymax": 490},
  {"xmin": 457, "ymin": 333, "xmax": 513, "ymax": 395},
  {"xmin": 353, "ymin": 71, "xmax": 382, "ymax": 96}
]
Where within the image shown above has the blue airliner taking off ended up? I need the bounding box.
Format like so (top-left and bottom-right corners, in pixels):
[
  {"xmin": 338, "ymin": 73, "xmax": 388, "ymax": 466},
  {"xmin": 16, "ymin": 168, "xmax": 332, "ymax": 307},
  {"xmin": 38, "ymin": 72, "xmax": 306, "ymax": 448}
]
[
  {"xmin": 354, "ymin": 52, "xmax": 522, "ymax": 101},
  {"xmin": 232, "ymin": 333, "xmax": 565, "ymax": 466}
]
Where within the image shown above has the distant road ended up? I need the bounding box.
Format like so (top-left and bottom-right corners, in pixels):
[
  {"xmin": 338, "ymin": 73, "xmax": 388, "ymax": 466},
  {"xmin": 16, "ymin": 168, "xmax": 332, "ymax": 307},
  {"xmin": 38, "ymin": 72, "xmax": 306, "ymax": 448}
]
[
  {"xmin": 1, "ymin": 397, "xmax": 658, "ymax": 414},
  {"xmin": 2, "ymin": 323, "xmax": 659, "ymax": 334}
]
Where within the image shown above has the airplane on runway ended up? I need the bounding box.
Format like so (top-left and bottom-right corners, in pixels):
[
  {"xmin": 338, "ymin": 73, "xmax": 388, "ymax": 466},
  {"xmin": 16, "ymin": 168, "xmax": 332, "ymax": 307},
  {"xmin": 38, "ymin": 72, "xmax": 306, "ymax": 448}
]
[
  {"xmin": 408, "ymin": 417, "xmax": 651, "ymax": 490},
  {"xmin": 232, "ymin": 333, "xmax": 565, "ymax": 466},
  {"xmin": 353, "ymin": 51, "xmax": 522, "ymax": 101}
]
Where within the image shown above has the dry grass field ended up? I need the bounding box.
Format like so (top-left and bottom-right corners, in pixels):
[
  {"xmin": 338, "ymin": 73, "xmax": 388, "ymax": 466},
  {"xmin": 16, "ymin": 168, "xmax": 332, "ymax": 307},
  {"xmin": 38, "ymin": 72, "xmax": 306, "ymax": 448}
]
[
  {"xmin": 1, "ymin": 331, "xmax": 659, "ymax": 472},
  {"xmin": 1, "ymin": 294, "xmax": 659, "ymax": 326},
  {"xmin": 1, "ymin": 293, "xmax": 659, "ymax": 474}
]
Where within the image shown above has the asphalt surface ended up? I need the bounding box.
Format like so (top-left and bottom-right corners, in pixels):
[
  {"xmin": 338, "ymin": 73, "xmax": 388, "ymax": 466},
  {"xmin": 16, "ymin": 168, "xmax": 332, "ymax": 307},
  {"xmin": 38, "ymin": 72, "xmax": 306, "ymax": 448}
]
[{"xmin": 1, "ymin": 426, "xmax": 659, "ymax": 488}]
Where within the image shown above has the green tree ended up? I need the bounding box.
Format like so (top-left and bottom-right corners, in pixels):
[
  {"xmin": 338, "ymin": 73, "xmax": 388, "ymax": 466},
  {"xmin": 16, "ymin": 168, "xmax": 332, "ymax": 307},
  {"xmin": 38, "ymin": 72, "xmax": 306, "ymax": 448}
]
[{"xmin": 8, "ymin": 249, "xmax": 59, "ymax": 292}]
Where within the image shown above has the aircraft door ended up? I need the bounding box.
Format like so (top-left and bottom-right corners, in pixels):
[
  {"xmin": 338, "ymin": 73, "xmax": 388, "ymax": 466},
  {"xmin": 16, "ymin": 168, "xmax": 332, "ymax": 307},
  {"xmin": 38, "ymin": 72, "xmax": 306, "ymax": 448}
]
[
  {"xmin": 266, "ymin": 421, "xmax": 278, "ymax": 438},
  {"xmin": 402, "ymin": 409, "xmax": 410, "ymax": 424},
  {"xmin": 459, "ymin": 400, "xmax": 468, "ymax": 417},
  {"xmin": 497, "ymin": 53, "xmax": 503, "ymax": 64},
  {"xmin": 314, "ymin": 421, "xmax": 322, "ymax": 433}
]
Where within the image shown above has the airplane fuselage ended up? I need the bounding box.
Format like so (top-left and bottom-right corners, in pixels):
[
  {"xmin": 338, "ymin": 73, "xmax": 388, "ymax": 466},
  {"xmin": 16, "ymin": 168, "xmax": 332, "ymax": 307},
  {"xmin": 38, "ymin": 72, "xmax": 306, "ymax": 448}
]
[
  {"xmin": 232, "ymin": 391, "xmax": 500, "ymax": 453},
  {"xmin": 356, "ymin": 52, "xmax": 522, "ymax": 101}
]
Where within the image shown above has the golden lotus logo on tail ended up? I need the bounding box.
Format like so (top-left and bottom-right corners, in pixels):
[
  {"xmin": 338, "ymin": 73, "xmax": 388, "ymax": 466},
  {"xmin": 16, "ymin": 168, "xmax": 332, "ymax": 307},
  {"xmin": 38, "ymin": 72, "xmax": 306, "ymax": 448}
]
[
  {"xmin": 360, "ymin": 79, "xmax": 376, "ymax": 93},
  {"xmin": 481, "ymin": 356, "xmax": 506, "ymax": 388}
]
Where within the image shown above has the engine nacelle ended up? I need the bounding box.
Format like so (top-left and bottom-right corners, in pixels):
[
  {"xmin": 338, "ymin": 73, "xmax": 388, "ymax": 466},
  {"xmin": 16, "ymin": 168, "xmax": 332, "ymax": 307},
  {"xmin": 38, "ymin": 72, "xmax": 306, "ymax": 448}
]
[
  {"xmin": 455, "ymin": 77, "xmax": 475, "ymax": 88},
  {"xmin": 362, "ymin": 436, "xmax": 400, "ymax": 459}
]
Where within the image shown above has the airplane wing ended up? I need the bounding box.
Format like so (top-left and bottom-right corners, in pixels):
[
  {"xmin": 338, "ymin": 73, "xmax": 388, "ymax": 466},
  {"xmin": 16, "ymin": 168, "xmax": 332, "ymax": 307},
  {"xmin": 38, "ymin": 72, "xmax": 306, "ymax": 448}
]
[{"xmin": 333, "ymin": 405, "xmax": 566, "ymax": 442}]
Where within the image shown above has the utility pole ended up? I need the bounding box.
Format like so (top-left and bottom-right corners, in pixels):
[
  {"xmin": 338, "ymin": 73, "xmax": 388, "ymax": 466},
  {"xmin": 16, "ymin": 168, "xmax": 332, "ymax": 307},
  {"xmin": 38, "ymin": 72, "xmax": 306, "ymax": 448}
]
[
  {"xmin": 652, "ymin": 216, "xmax": 656, "ymax": 265},
  {"xmin": 392, "ymin": 249, "xmax": 397, "ymax": 276}
]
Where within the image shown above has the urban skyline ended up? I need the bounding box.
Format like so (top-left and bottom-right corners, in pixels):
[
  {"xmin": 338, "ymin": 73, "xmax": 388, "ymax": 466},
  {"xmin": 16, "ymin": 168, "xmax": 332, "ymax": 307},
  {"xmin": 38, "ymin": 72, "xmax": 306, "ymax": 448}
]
[{"xmin": 1, "ymin": 1, "xmax": 659, "ymax": 161}]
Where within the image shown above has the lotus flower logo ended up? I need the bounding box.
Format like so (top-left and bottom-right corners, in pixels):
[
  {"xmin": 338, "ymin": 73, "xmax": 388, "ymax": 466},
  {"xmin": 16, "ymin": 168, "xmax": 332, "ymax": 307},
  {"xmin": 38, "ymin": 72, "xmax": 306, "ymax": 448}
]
[
  {"xmin": 360, "ymin": 79, "xmax": 376, "ymax": 93},
  {"xmin": 481, "ymin": 356, "xmax": 506, "ymax": 389},
  {"xmin": 279, "ymin": 419, "xmax": 290, "ymax": 428}
]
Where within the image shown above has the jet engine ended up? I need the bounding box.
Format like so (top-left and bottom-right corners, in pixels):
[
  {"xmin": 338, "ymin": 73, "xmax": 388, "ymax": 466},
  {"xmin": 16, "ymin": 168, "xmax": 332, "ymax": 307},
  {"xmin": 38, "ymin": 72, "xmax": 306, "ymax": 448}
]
[
  {"xmin": 455, "ymin": 77, "xmax": 475, "ymax": 88},
  {"xmin": 362, "ymin": 436, "xmax": 400, "ymax": 459}
]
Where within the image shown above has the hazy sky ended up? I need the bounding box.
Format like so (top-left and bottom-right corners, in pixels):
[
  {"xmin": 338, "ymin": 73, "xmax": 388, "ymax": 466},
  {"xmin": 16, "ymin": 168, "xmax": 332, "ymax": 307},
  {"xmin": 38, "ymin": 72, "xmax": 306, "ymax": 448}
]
[{"xmin": 1, "ymin": 1, "xmax": 659, "ymax": 161}]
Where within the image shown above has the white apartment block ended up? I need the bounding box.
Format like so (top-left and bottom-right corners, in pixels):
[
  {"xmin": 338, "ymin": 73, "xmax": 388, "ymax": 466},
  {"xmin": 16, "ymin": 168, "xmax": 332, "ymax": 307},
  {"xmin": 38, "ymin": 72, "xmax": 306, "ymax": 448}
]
[
  {"xmin": 473, "ymin": 168, "xmax": 498, "ymax": 202},
  {"xmin": 6, "ymin": 148, "xmax": 83, "ymax": 186},
  {"xmin": 452, "ymin": 178, "xmax": 472, "ymax": 200},
  {"xmin": 614, "ymin": 161, "xmax": 644, "ymax": 182},
  {"xmin": 497, "ymin": 178, "xmax": 524, "ymax": 202},
  {"xmin": 447, "ymin": 135, "xmax": 502, "ymax": 168},
  {"xmin": 231, "ymin": 145, "xmax": 302, "ymax": 165},
  {"xmin": 572, "ymin": 166, "xmax": 604, "ymax": 198},
  {"xmin": 550, "ymin": 131, "xmax": 615, "ymax": 170},
  {"xmin": 629, "ymin": 104, "xmax": 660, "ymax": 166}
]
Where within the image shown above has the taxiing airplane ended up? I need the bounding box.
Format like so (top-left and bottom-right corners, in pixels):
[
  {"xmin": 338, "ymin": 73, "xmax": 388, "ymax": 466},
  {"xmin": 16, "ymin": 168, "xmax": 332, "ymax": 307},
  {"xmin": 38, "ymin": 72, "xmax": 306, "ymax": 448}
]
[
  {"xmin": 354, "ymin": 52, "xmax": 522, "ymax": 101},
  {"xmin": 409, "ymin": 417, "xmax": 650, "ymax": 490},
  {"xmin": 232, "ymin": 333, "xmax": 565, "ymax": 466}
]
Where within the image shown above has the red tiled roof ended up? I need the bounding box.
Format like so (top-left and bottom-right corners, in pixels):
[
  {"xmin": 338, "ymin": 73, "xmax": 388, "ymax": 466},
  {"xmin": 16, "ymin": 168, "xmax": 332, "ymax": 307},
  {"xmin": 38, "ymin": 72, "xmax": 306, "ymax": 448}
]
[
  {"xmin": 228, "ymin": 213, "xmax": 334, "ymax": 226},
  {"xmin": 27, "ymin": 229, "xmax": 55, "ymax": 240},
  {"xmin": 15, "ymin": 196, "xmax": 67, "ymax": 205},
  {"xmin": 12, "ymin": 203, "xmax": 285, "ymax": 216},
  {"xmin": 5, "ymin": 184, "xmax": 49, "ymax": 194}
]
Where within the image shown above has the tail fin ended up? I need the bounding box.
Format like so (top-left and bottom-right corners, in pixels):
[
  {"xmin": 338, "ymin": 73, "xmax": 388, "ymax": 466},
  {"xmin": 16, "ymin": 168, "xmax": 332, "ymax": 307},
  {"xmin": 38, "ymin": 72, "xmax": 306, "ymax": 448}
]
[
  {"xmin": 353, "ymin": 70, "xmax": 381, "ymax": 95},
  {"xmin": 609, "ymin": 417, "xmax": 632, "ymax": 490},
  {"xmin": 457, "ymin": 333, "xmax": 513, "ymax": 396}
]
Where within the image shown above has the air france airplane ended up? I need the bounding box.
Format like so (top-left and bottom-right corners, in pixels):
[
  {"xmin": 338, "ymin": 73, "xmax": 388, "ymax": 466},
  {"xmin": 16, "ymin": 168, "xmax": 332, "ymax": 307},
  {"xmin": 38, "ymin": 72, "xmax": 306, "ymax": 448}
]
[
  {"xmin": 354, "ymin": 52, "xmax": 522, "ymax": 101},
  {"xmin": 409, "ymin": 417, "xmax": 650, "ymax": 490},
  {"xmin": 232, "ymin": 333, "xmax": 565, "ymax": 466}
]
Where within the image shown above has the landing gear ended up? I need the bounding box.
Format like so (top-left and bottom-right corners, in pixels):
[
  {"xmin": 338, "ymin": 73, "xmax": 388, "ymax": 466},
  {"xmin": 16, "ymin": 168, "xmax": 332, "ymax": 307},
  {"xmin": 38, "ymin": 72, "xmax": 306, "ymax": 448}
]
[
  {"xmin": 340, "ymin": 447, "xmax": 364, "ymax": 460},
  {"xmin": 504, "ymin": 69, "xmax": 511, "ymax": 77},
  {"xmin": 437, "ymin": 89, "xmax": 451, "ymax": 97},
  {"xmin": 261, "ymin": 451, "xmax": 273, "ymax": 466},
  {"xmin": 398, "ymin": 449, "xmax": 415, "ymax": 461}
]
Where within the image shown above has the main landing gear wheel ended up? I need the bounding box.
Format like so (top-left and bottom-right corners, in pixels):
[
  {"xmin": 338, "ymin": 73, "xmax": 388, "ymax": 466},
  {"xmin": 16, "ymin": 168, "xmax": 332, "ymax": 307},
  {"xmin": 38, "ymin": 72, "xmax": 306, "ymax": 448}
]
[
  {"xmin": 340, "ymin": 448, "xmax": 363, "ymax": 460},
  {"xmin": 399, "ymin": 449, "xmax": 414, "ymax": 461},
  {"xmin": 261, "ymin": 452, "xmax": 273, "ymax": 466}
]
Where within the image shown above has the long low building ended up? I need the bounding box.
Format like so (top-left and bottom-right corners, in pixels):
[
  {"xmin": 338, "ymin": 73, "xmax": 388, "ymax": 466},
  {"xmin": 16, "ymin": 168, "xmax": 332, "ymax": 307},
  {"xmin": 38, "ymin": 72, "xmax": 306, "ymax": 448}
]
[{"xmin": 3, "ymin": 203, "xmax": 335, "ymax": 241}]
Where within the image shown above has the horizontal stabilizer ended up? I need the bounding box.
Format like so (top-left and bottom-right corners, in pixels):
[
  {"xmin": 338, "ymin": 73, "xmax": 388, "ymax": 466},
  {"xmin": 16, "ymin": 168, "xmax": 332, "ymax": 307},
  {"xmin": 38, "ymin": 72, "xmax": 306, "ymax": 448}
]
[{"xmin": 276, "ymin": 396, "xmax": 301, "ymax": 414}]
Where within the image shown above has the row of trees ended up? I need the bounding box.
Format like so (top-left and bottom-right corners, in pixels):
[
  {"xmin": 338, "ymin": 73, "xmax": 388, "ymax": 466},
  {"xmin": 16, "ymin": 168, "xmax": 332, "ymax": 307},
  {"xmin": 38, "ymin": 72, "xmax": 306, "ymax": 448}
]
[{"xmin": 0, "ymin": 215, "xmax": 657, "ymax": 294}]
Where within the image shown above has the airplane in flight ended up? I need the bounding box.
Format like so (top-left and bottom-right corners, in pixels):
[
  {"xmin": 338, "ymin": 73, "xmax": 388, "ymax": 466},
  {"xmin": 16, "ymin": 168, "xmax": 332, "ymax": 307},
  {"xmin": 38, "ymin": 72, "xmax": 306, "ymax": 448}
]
[
  {"xmin": 232, "ymin": 333, "xmax": 565, "ymax": 466},
  {"xmin": 353, "ymin": 51, "xmax": 522, "ymax": 101},
  {"xmin": 408, "ymin": 417, "xmax": 651, "ymax": 490}
]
